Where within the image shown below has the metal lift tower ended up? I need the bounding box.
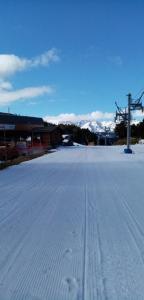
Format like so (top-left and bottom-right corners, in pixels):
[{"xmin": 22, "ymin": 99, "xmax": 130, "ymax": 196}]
[{"xmin": 115, "ymin": 92, "xmax": 144, "ymax": 153}]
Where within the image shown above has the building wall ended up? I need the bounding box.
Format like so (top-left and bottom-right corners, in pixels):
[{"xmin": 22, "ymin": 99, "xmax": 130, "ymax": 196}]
[
  {"xmin": 50, "ymin": 130, "xmax": 62, "ymax": 147},
  {"xmin": 15, "ymin": 124, "xmax": 44, "ymax": 131},
  {"xmin": 41, "ymin": 133, "xmax": 51, "ymax": 147}
]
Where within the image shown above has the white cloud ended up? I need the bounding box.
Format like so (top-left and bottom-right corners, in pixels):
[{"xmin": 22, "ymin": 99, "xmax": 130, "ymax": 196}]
[
  {"xmin": 0, "ymin": 80, "xmax": 13, "ymax": 90},
  {"xmin": 0, "ymin": 48, "xmax": 60, "ymax": 78},
  {"xmin": 0, "ymin": 49, "xmax": 59, "ymax": 105},
  {"xmin": 0, "ymin": 86, "xmax": 54, "ymax": 105},
  {"xmin": 0, "ymin": 55, "xmax": 30, "ymax": 78},
  {"xmin": 44, "ymin": 111, "xmax": 114, "ymax": 124},
  {"xmin": 133, "ymin": 110, "xmax": 144, "ymax": 118},
  {"xmin": 32, "ymin": 48, "xmax": 60, "ymax": 67}
]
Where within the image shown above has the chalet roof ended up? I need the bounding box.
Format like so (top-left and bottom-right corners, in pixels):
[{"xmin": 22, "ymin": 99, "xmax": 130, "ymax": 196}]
[
  {"xmin": 33, "ymin": 124, "xmax": 59, "ymax": 133},
  {"xmin": 0, "ymin": 112, "xmax": 43, "ymax": 125}
]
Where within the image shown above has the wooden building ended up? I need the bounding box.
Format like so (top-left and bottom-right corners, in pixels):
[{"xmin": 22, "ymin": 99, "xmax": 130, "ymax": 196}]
[
  {"xmin": 33, "ymin": 124, "xmax": 62, "ymax": 148},
  {"xmin": 0, "ymin": 113, "xmax": 62, "ymax": 158}
]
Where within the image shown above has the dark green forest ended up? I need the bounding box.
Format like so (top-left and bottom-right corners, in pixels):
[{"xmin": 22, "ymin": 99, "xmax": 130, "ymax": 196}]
[
  {"xmin": 115, "ymin": 119, "xmax": 144, "ymax": 142},
  {"xmin": 57, "ymin": 124, "xmax": 97, "ymax": 145}
]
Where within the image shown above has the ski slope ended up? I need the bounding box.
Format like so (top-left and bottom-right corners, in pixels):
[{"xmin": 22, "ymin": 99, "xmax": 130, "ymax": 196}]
[{"xmin": 1, "ymin": 145, "xmax": 144, "ymax": 299}]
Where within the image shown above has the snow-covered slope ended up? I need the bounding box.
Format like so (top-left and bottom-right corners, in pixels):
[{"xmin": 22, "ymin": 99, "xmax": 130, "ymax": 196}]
[{"xmin": 1, "ymin": 146, "xmax": 144, "ymax": 299}]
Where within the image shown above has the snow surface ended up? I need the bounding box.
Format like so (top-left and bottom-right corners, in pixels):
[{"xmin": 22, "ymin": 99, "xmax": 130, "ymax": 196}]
[{"xmin": 1, "ymin": 145, "xmax": 144, "ymax": 299}]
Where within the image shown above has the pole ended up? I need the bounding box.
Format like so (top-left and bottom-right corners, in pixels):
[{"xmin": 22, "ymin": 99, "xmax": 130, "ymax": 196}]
[
  {"xmin": 105, "ymin": 127, "xmax": 107, "ymax": 145},
  {"xmin": 127, "ymin": 93, "xmax": 131, "ymax": 150},
  {"xmin": 124, "ymin": 93, "xmax": 132, "ymax": 153},
  {"xmin": 116, "ymin": 91, "xmax": 144, "ymax": 154}
]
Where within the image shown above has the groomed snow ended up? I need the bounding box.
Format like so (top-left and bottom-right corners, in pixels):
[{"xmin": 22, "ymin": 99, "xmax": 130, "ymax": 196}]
[{"xmin": 1, "ymin": 145, "xmax": 144, "ymax": 299}]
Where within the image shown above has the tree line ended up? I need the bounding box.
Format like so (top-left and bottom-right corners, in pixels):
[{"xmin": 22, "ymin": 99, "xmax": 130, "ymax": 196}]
[
  {"xmin": 57, "ymin": 124, "xmax": 97, "ymax": 145},
  {"xmin": 115, "ymin": 119, "xmax": 144, "ymax": 140}
]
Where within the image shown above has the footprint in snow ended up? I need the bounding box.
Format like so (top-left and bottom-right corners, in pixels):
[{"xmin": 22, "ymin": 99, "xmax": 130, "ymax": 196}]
[
  {"xmin": 63, "ymin": 277, "xmax": 80, "ymax": 294},
  {"xmin": 63, "ymin": 248, "xmax": 73, "ymax": 259},
  {"xmin": 71, "ymin": 230, "xmax": 77, "ymax": 237}
]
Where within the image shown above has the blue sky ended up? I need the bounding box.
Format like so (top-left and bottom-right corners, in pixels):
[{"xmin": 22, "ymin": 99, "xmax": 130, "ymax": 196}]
[{"xmin": 0, "ymin": 0, "xmax": 144, "ymax": 122}]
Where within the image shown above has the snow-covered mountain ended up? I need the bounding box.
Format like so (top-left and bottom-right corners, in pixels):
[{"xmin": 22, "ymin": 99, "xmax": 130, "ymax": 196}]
[
  {"xmin": 77, "ymin": 120, "xmax": 115, "ymax": 133},
  {"xmin": 52, "ymin": 119, "xmax": 116, "ymax": 133},
  {"xmin": 52, "ymin": 119, "xmax": 140, "ymax": 133}
]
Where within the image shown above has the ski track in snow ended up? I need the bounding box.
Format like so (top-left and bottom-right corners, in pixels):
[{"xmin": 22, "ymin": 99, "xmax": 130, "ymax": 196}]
[{"xmin": 1, "ymin": 145, "xmax": 144, "ymax": 299}]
